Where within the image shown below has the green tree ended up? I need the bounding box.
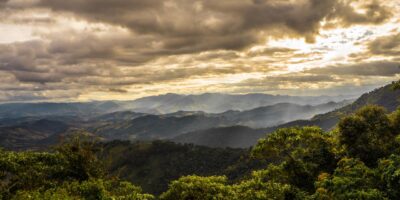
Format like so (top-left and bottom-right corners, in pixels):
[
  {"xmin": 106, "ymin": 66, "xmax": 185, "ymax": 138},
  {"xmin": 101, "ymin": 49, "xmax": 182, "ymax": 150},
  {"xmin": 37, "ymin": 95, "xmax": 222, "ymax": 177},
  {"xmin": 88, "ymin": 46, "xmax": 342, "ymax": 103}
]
[
  {"xmin": 11, "ymin": 179, "xmax": 154, "ymax": 200},
  {"xmin": 252, "ymin": 127, "xmax": 336, "ymax": 192},
  {"xmin": 0, "ymin": 139, "xmax": 154, "ymax": 200},
  {"xmin": 160, "ymin": 175, "xmax": 233, "ymax": 200},
  {"xmin": 378, "ymin": 154, "xmax": 400, "ymax": 199},
  {"xmin": 389, "ymin": 107, "xmax": 400, "ymax": 135},
  {"xmin": 392, "ymin": 80, "xmax": 400, "ymax": 90},
  {"xmin": 232, "ymin": 168, "xmax": 307, "ymax": 200},
  {"xmin": 314, "ymin": 158, "xmax": 386, "ymax": 200},
  {"xmin": 55, "ymin": 137, "xmax": 105, "ymax": 181},
  {"xmin": 338, "ymin": 105, "xmax": 396, "ymax": 166}
]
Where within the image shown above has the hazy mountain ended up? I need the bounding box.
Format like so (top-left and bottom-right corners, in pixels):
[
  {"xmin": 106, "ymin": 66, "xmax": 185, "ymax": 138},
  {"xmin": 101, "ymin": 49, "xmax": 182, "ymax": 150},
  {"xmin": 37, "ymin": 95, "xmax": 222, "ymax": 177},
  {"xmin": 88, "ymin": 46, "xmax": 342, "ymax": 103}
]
[
  {"xmin": 0, "ymin": 101, "xmax": 122, "ymax": 119},
  {"xmin": 121, "ymin": 93, "xmax": 352, "ymax": 114},
  {"xmin": 0, "ymin": 119, "xmax": 70, "ymax": 150},
  {"xmin": 99, "ymin": 141, "xmax": 260, "ymax": 195},
  {"xmin": 172, "ymin": 126, "xmax": 267, "ymax": 148},
  {"xmin": 91, "ymin": 111, "xmax": 147, "ymax": 122},
  {"xmin": 0, "ymin": 94, "xmax": 351, "ymax": 150},
  {"xmin": 0, "ymin": 81, "xmax": 396, "ymax": 149},
  {"xmin": 92, "ymin": 114, "xmax": 226, "ymax": 141},
  {"xmin": 265, "ymin": 82, "xmax": 400, "ymax": 132},
  {"xmin": 169, "ymin": 82, "xmax": 400, "ymax": 148},
  {"xmin": 214, "ymin": 101, "xmax": 350, "ymax": 128},
  {"xmin": 92, "ymin": 101, "xmax": 348, "ymax": 141},
  {"xmin": 0, "ymin": 93, "xmax": 350, "ymax": 119}
]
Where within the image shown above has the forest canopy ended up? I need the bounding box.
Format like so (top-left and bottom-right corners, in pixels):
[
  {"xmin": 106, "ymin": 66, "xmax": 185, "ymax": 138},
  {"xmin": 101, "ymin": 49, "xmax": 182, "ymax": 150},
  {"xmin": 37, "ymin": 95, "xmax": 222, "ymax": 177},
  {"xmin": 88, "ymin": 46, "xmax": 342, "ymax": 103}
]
[{"xmin": 2, "ymin": 105, "xmax": 400, "ymax": 199}]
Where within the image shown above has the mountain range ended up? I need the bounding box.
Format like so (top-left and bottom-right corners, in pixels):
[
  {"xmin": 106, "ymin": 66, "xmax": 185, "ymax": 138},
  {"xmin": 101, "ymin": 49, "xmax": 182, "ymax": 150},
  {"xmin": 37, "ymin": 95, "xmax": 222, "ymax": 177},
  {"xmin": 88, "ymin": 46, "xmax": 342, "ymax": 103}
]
[
  {"xmin": 120, "ymin": 93, "xmax": 353, "ymax": 114},
  {"xmin": 2, "ymin": 83, "xmax": 399, "ymax": 150},
  {"xmin": 177, "ymin": 83, "xmax": 400, "ymax": 148},
  {"xmin": 0, "ymin": 93, "xmax": 352, "ymax": 119},
  {"xmin": 91, "ymin": 101, "xmax": 348, "ymax": 141}
]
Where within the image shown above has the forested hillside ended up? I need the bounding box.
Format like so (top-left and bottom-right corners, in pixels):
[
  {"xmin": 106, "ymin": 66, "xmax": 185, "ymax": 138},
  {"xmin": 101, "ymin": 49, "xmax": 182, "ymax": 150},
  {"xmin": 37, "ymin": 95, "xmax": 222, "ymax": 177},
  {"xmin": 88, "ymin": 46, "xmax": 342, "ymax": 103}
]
[
  {"xmin": 172, "ymin": 126, "xmax": 267, "ymax": 148},
  {"xmin": 124, "ymin": 93, "xmax": 350, "ymax": 114},
  {"xmin": 269, "ymin": 82, "xmax": 400, "ymax": 131},
  {"xmin": 169, "ymin": 82, "xmax": 400, "ymax": 148},
  {"xmin": 0, "ymin": 101, "xmax": 346, "ymax": 150},
  {"xmin": 98, "ymin": 141, "xmax": 265, "ymax": 194},
  {"xmin": 3, "ymin": 103, "xmax": 400, "ymax": 199},
  {"xmin": 1, "ymin": 82, "xmax": 400, "ymax": 199}
]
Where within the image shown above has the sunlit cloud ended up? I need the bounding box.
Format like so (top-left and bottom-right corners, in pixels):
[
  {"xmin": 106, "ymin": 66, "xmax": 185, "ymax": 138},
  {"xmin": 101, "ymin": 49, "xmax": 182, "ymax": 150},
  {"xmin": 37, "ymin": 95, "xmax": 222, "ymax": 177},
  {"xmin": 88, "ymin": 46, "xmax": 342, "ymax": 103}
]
[{"xmin": 0, "ymin": 0, "xmax": 399, "ymax": 102}]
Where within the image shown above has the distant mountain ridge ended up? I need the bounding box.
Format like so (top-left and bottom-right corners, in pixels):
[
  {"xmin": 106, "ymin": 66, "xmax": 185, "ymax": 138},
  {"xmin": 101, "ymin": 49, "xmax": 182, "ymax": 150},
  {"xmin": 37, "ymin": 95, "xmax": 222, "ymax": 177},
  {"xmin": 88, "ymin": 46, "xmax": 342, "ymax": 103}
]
[
  {"xmin": 0, "ymin": 101, "xmax": 347, "ymax": 150},
  {"xmin": 0, "ymin": 93, "xmax": 351, "ymax": 119},
  {"xmin": 0, "ymin": 119, "xmax": 70, "ymax": 150},
  {"xmin": 172, "ymin": 126, "xmax": 267, "ymax": 148},
  {"xmin": 176, "ymin": 82, "xmax": 400, "ymax": 148},
  {"xmin": 123, "ymin": 93, "xmax": 353, "ymax": 114},
  {"xmin": 91, "ymin": 101, "xmax": 347, "ymax": 141},
  {"xmin": 0, "ymin": 102, "xmax": 122, "ymax": 119},
  {"xmin": 9, "ymin": 84, "xmax": 400, "ymax": 150},
  {"xmin": 267, "ymin": 83, "xmax": 400, "ymax": 131}
]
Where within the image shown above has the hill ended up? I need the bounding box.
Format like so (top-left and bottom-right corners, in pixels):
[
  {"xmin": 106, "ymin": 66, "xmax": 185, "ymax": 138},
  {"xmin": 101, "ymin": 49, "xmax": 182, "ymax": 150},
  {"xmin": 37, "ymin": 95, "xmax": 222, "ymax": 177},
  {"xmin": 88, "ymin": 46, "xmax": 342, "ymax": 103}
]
[
  {"xmin": 0, "ymin": 101, "xmax": 122, "ymax": 119},
  {"xmin": 92, "ymin": 101, "xmax": 346, "ymax": 141},
  {"xmin": 0, "ymin": 93, "xmax": 349, "ymax": 119},
  {"xmin": 4, "ymin": 102, "xmax": 400, "ymax": 199},
  {"xmin": 122, "ymin": 93, "xmax": 351, "ymax": 114},
  {"xmin": 0, "ymin": 100, "xmax": 348, "ymax": 150},
  {"xmin": 0, "ymin": 119, "xmax": 70, "ymax": 150},
  {"xmin": 267, "ymin": 82, "xmax": 400, "ymax": 131},
  {"xmin": 99, "ymin": 140, "xmax": 265, "ymax": 195},
  {"xmin": 172, "ymin": 126, "xmax": 267, "ymax": 148},
  {"xmin": 172, "ymin": 82, "xmax": 400, "ymax": 148}
]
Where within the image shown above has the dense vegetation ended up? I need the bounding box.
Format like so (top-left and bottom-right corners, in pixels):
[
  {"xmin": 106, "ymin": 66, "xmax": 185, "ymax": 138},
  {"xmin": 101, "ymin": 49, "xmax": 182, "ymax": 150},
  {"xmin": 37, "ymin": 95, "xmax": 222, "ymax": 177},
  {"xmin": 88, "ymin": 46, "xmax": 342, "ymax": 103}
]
[
  {"xmin": 266, "ymin": 82, "xmax": 400, "ymax": 132},
  {"xmin": 160, "ymin": 105, "xmax": 400, "ymax": 199},
  {"xmin": 3, "ymin": 104, "xmax": 400, "ymax": 199},
  {"xmin": 2, "ymin": 82, "xmax": 400, "ymax": 199},
  {"xmin": 0, "ymin": 139, "xmax": 154, "ymax": 199},
  {"xmin": 99, "ymin": 141, "xmax": 265, "ymax": 194}
]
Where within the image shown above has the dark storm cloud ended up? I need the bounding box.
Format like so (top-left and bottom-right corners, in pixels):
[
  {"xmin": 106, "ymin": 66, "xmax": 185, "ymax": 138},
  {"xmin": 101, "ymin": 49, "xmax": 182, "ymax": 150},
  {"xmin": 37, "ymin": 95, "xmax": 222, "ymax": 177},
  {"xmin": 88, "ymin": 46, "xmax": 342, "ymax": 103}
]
[
  {"xmin": 238, "ymin": 74, "xmax": 338, "ymax": 88},
  {"xmin": 247, "ymin": 47, "xmax": 295, "ymax": 57},
  {"xmin": 307, "ymin": 61, "xmax": 400, "ymax": 76},
  {"xmin": 271, "ymin": 74, "xmax": 337, "ymax": 82},
  {"xmin": 368, "ymin": 32, "xmax": 400, "ymax": 56},
  {"xmin": 5, "ymin": 0, "xmax": 393, "ymax": 49},
  {"xmin": 0, "ymin": 0, "xmax": 397, "ymax": 102},
  {"xmin": 1, "ymin": 0, "xmax": 394, "ymax": 69},
  {"xmin": 329, "ymin": 1, "xmax": 392, "ymax": 25},
  {"xmin": 0, "ymin": 38, "xmax": 125, "ymax": 83},
  {"xmin": 12, "ymin": 71, "xmax": 63, "ymax": 83},
  {"xmin": 0, "ymin": 41, "xmax": 49, "ymax": 73}
]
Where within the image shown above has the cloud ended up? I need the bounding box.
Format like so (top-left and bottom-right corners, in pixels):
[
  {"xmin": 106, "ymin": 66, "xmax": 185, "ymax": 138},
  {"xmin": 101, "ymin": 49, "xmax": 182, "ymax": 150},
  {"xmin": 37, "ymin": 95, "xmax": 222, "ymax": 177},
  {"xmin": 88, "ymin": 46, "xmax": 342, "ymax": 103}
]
[
  {"xmin": 0, "ymin": 40, "xmax": 49, "ymax": 73},
  {"xmin": 368, "ymin": 32, "xmax": 400, "ymax": 56},
  {"xmin": 330, "ymin": 0, "xmax": 392, "ymax": 25},
  {"xmin": 0, "ymin": 0, "xmax": 398, "ymax": 102},
  {"xmin": 307, "ymin": 61, "xmax": 400, "ymax": 77},
  {"xmin": 1, "ymin": 0, "xmax": 395, "ymax": 66},
  {"xmin": 4, "ymin": 0, "xmax": 394, "ymax": 48}
]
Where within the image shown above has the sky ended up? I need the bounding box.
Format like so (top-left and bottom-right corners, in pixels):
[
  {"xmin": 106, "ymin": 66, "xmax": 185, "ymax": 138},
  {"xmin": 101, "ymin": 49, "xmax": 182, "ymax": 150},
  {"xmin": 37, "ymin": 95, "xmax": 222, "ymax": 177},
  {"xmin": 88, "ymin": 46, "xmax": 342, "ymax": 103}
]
[{"xmin": 0, "ymin": 0, "xmax": 400, "ymax": 102}]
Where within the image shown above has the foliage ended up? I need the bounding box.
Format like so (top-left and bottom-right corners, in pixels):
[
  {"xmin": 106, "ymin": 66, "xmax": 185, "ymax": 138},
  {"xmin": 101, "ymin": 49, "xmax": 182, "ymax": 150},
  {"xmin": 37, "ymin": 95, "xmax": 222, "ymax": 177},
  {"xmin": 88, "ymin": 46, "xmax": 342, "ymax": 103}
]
[
  {"xmin": 232, "ymin": 169, "xmax": 307, "ymax": 200},
  {"xmin": 11, "ymin": 179, "xmax": 154, "ymax": 200},
  {"xmin": 252, "ymin": 127, "xmax": 337, "ymax": 192},
  {"xmin": 159, "ymin": 105, "xmax": 400, "ymax": 199},
  {"xmin": 5, "ymin": 103, "xmax": 400, "ymax": 199},
  {"xmin": 160, "ymin": 176, "xmax": 233, "ymax": 200},
  {"xmin": 314, "ymin": 158, "xmax": 386, "ymax": 200},
  {"xmin": 0, "ymin": 139, "xmax": 153, "ymax": 200},
  {"xmin": 392, "ymin": 80, "xmax": 400, "ymax": 90},
  {"xmin": 378, "ymin": 154, "xmax": 400, "ymax": 199},
  {"xmin": 99, "ymin": 140, "xmax": 264, "ymax": 194},
  {"xmin": 338, "ymin": 105, "xmax": 398, "ymax": 166},
  {"xmin": 160, "ymin": 173, "xmax": 306, "ymax": 200}
]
